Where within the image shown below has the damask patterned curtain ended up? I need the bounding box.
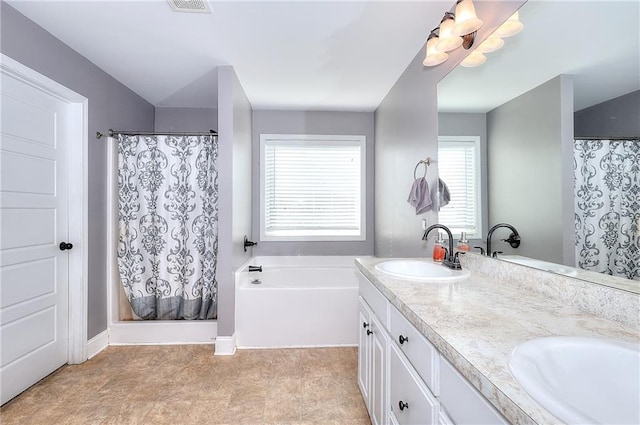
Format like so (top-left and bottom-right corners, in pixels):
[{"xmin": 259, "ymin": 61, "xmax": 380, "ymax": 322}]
[
  {"xmin": 574, "ymin": 139, "xmax": 639, "ymax": 280},
  {"xmin": 117, "ymin": 134, "xmax": 219, "ymax": 320}
]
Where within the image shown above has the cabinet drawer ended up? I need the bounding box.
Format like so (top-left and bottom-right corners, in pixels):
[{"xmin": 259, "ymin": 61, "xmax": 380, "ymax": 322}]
[
  {"xmin": 358, "ymin": 271, "xmax": 388, "ymax": 327},
  {"xmin": 389, "ymin": 304, "xmax": 439, "ymax": 395},
  {"xmin": 440, "ymin": 357, "xmax": 508, "ymax": 425},
  {"xmin": 389, "ymin": 344, "xmax": 439, "ymax": 425}
]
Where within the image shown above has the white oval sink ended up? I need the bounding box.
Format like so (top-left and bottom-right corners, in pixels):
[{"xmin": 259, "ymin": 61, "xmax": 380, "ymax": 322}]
[
  {"xmin": 374, "ymin": 259, "xmax": 470, "ymax": 282},
  {"xmin": 509, "ymin": 336, "xmax": 640, "ymax": 424}
]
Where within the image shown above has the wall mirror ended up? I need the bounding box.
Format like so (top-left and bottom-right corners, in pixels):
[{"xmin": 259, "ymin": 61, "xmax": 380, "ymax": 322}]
[{"xmin": 437, "ymin": 1, "xmax": 640, "ymax": 294}]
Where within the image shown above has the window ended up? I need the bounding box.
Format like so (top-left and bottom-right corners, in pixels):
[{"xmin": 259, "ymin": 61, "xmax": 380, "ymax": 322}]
[
  {"xmin": 260, "ymin": 134, "xmax": 366, "ymax": 241},
  {"xmin": 437, "ymin": 136, "xmax": 482, "ymax": 239}
]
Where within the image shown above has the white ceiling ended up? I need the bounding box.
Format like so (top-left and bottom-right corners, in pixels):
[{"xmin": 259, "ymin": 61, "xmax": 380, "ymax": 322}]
[
  {"xmin": 438, "ymin": 1, "xmax": 640, "ymax": 113},
  {"xmin": 7, "ymin": 0, "xmax": 452, "ymax": 111}
]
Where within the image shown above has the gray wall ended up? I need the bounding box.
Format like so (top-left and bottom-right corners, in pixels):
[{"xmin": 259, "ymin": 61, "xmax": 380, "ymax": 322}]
[
  {"xmin": 251, "ymin": 110, "xmax": 375, "ymax": 256},
  {"xmin": 438, "ymin": 112, "xmax": 489, "ymax": 244},
  {"xmin": 154, "ymin": 107, "xmax": 218, "ymax": 133},
  {"xmin": 487, "ymin": 75, "xmax": 575, "ymax": 264},
  {"xmin": 216, "ymin": 66, "xmax": 252, "ymax": 337},
  {"xmin": 1, "ymin": 3, "xmax": 155, "ymax": 339},
  {"xmin": 574, "ymin": 90, "xmax": 640, "ymax": 138},
  {"xmin": 374, "ymin": 1, "xmax": 523, "ymax": 258}
]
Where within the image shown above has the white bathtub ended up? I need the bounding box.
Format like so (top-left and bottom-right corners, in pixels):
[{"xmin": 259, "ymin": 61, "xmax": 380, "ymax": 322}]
[{"xmin": 235, "ymin": 256, "xmax": 360, "ymax": 348}]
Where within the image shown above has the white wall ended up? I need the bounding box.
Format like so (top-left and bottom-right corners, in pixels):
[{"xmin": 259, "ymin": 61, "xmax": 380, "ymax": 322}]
[
  {"xmin": 216, "ymin": 66, "xmax": 252, "ymax": 337},
  {"xmin": 487, "ymin": 75, "xmax": 574, "ymax": 264},
  {"xmin": 154, "ymin": 107, "xmax": 218, "ymax": 133},
  {"xmin": 251, "ymin": 110, "xmax": 375, "ymax": 256}
]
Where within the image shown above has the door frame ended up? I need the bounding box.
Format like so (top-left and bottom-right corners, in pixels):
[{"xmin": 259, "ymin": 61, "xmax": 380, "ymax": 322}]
[{"xmin": 1, "ymin": 54, "xmax": 88, "ymax": 363}]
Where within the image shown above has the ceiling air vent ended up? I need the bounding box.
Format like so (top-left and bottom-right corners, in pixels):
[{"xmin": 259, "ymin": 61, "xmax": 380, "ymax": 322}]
[{"xmin": 168, "ymin": 0, "xmax": 212, "ymax": 14}]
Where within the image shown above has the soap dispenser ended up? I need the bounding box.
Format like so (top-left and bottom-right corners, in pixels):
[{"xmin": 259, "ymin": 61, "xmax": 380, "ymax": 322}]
[
  {"xmin": 457, "ymin": 232, "xmax": 471, "ymax": 252},
  {"xmin": 433, "ymin": 231, "xmax": 446, "ymax": 263}
]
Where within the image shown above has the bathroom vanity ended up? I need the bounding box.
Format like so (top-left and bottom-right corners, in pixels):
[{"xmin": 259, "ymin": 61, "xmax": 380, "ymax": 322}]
[{"xmin": 355, "ymin": 254, "xmax": 639, "ymax": 424}]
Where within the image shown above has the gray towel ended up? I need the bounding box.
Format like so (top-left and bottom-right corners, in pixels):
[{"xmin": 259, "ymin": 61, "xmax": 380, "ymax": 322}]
[
  {"xmin": 407, "ymin": 177, "xmax": 432, "ymax": 214},
  {"xmin": 436, "ymin": 178, "xmax": 451, "ymax": 211}
]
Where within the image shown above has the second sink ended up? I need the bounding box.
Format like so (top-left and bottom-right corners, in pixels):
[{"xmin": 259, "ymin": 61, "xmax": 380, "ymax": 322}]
[
  {"xmin": 375, "ymin": 259, "xmax": 470, "ymax": 282},
  {"xmin": 509, "ymin": 336, "xmax": 640, "ymax": 424}
]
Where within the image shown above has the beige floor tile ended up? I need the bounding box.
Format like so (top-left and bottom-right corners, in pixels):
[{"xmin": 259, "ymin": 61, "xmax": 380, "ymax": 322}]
[
  {"xmin": 266, "ymin": 378, "xmax": 303, "ymax": 400},
  {"xmin": 230, "ymin": 379, "xmax": 269, "ymax": 400},
  {"xmin": 223, "ymin": 397, "xmax": 265, "ymax": 423},
  {"xmin": 301, "ymin": 397, "xmax": 341, "ymax": 422},
  {"xmin": 0, "ymin": 345, "xmax": 368, "ymax": 425},
  {"xmin": 263, "ymin": 397, "xmax": 302, "ymax": 422}
]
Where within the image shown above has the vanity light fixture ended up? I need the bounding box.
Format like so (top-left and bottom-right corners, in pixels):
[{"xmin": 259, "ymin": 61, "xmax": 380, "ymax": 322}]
[
  {"xmin": 436, "ymin": 12, "xmax": 464, "ymax": 52},
  {"xmin": 424, "ymin": 0, "xmax": 483, "ymax": 67},
  {"xmin": 423, "ymin": 30, "xmax": 449, "ymax": 67},
  {"xmin": 452, "ymin": 0, "xmax": 483, "ymax": 48},
  {"xmin": 460, "ymin": 51, "xmax": 486, "ymax": 67},
  {"xmin": 494, "ymin": 10, "xmax": 524, "ymax": 38},
  {"xmin": 476, "ymin": 35, "xmax": 505, "ymax": 54},
  {"xmin": 423, "ymin": 3, "xmax": 523, "ymax": 68}
]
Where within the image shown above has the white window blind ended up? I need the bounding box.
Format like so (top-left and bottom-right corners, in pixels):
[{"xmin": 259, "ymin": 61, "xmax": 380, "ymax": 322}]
[
  {"xmin": 437, "ymin": 137, "xmax": 482, "ymax": 238},
  {"xmin": 261, "ymin": 134, "xmax": 366, "ymax": 241}
]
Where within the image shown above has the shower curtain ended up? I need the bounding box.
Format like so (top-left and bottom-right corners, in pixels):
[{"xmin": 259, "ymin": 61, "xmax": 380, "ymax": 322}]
[
  {"xmin": 117, "ymin": 134, "xmax": 219, "ymax": 320},
  {"xmin": 574, "ymin": 139, "xmax": 639, "ymax": 280}
]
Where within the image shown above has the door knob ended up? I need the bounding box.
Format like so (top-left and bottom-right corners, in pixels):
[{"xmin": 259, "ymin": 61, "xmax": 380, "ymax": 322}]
[{"xmin": 59, "ymin": 242, "xmax": 73, "ymax": 251}]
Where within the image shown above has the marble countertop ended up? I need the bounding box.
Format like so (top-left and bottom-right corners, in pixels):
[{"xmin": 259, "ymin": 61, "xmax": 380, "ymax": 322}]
[{"xmin": 355, "ymin": 256, "xmax": 640, "ymax": 425}]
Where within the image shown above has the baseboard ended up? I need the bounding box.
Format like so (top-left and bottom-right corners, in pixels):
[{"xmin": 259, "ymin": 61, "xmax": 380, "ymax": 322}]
[
  {"xmin": 87, "ymin": 330, "xmax": 109, "ymax": 359},
  {"xmin": 214, "ymin": 333, "xmax": 237, "ymax": 355}
]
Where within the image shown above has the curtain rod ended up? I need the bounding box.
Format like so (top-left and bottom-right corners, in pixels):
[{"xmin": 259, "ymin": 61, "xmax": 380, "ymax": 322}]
[
  {"xmin": 96, "ymin": 129, "xmax": 217, "ymax": 139},
  {"xmin": 575, "ymin": 136, "xmax": 639, "ymax": 141}
]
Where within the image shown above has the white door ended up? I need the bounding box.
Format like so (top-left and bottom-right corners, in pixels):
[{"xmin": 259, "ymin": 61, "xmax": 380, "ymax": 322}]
[{"xmin": 0, "ymin": 68, "xmax": 71, "ymax": 404}]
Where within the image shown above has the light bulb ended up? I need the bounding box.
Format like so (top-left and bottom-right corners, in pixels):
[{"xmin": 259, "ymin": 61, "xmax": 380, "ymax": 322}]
[
  {"xmin": 494, "ymin": 10, "xmax": 523, "ymax": 38},
  {"xmin": 476, "ymin": 36, "xmax": 504, "ymax": 53},
  {"xmin": 436, "ymin": 14, "xmax": 463, "ymax": 52},
  {"xmin": 423, "ymin": 34, "xmax": 449, "ymax": 67},
  {"xmin": 452, "ymin": 0, "xmax": 483, "ymax": 36},
  {"xmin": 460, "ymin": 51, "xmax": 486, "ymax": 67}
]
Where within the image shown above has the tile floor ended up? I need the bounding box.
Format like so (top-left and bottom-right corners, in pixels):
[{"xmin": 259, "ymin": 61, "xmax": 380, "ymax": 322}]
[{"xmin": 0, "ymin": 345, "xmax": 371, "ymax": 425}]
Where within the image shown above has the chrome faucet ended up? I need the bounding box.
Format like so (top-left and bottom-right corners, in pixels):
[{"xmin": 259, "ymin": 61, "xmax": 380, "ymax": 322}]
[
  {"xmin": 486, "ymin": 223, "xmax": 521, "ymax": 257},
  {"xmin": 422, "ymin": 224, "xmax": 462, "ymax": 270}
]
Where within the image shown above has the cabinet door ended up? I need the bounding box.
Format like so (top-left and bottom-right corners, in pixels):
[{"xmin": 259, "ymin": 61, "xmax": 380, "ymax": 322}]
[
  {"xmin": 370, "ymin": 316, "xmax": 388, "ymax": 425},
  {"xmin": 358, "ymin": 297, "xmax": 372, "ymax": 405},
  {"xmin": 389, "ymin": 344, "xmax": 439, "ymax": 425},
  {"xmin": 439, "ymin": 357, "xmax": 508, "ymax": 425}
]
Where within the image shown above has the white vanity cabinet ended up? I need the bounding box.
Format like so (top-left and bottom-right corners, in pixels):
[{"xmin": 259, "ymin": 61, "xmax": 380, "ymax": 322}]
[
  {"xmin": 439, "ymin": 357, "xmax": 509, "ymax": 425},
  {"xmin": 389, "ymin": 343, "xmax": 439, "ymax": 424},
  {"xmin": 358, "ymin": 297, "xmax": 388, "ymax": 425},
  {"xmin": 357, "ymin": 271, "xmax": 509, "ymax": 425}
]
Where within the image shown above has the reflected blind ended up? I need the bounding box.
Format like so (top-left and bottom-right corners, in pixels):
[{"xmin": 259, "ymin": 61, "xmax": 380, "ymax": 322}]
[
  {"xmin": 438, "ymin": 140, "xmax": 479, "ymax": 237},
  {"xmin": 263, "ymin": 137, "xmax": 364, "ymax": 239}
]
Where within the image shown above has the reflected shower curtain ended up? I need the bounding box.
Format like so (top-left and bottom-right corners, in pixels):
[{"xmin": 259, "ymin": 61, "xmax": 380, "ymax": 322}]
[
  {"xmin": 574, "ymin": 139, "xmax": 639, "ymax": 280},
  {"xmin": 117, "ymin": 134, "xmax": 219, "ymax": 319}
]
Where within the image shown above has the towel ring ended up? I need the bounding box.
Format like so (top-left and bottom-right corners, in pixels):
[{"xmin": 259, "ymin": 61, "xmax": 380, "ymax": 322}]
[{"xmin": 414, "ymin": 160, "xmax": 429, "ymax": 179}]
